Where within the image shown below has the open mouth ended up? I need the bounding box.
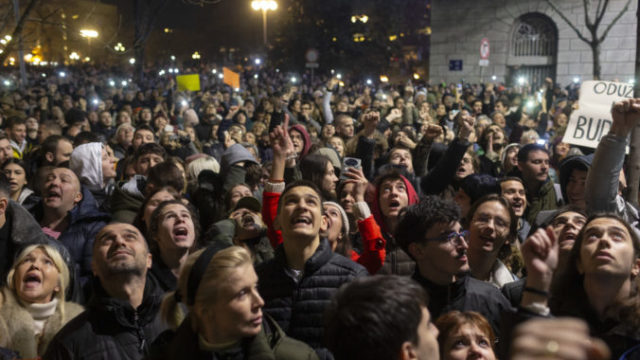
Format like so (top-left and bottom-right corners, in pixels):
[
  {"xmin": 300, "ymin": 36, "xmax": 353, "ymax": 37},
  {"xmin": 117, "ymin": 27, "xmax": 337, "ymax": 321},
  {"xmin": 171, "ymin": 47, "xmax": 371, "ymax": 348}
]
[
  {"xmin": 173, "ymin": 227, "xmax": 190, "ymax": 240},
  {"xmin": 291, "ymin": 215, "xmax": 312, "ymax": 226},
  {"xmin": 241, "ymin": 215, "xmax": 256, "ymax": 227},
  {"xmin": 45, "ymin": 188, "xmax": 62, "ymax": 201},
  {"xmin": 23, "ymin": 272, "xmax": 42, "ymax": 287},
  {"xmin": 511, "ymin": 202, "xmax": 523, "ymax": 212},
  {"xmin": 388, "ymin": 200, "xmax": 401, "ymax": 211}
]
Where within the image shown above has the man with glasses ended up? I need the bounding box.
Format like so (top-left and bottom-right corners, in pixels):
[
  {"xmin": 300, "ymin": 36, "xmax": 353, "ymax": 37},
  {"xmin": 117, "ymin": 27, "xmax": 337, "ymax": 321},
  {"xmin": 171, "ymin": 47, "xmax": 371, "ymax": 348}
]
[{"xmin": 396, "ymin": 195, "xmax": 512, "ymax": 338}]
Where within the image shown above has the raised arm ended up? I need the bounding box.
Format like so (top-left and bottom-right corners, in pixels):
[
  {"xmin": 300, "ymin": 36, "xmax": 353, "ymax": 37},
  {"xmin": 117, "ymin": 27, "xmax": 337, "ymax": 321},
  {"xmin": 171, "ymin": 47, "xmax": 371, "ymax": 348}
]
[{"xmin": 586, "ymin": 98, "xmax": 640, "ymax": 216}]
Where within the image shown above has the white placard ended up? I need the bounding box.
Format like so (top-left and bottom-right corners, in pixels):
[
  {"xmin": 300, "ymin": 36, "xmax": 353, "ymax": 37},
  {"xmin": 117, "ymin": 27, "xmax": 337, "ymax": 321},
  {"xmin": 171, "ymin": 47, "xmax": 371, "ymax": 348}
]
[{"xmin": 562, "ymin": 80, "xmax": 633, "ymax": 149}]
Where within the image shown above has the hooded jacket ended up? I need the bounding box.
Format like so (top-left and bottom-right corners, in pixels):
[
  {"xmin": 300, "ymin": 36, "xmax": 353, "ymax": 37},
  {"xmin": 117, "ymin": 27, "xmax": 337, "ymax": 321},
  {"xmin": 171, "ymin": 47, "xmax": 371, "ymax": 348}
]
[
  {"xmin": 288, "ymin": 125, "xmax": 311, "ymax": 159},
  {"xmin": 558, "ymin": 154, "xmax": 593, "ymax": 202},
  {"xmin": 43, "ymin": 276, "xmax": 167, "ymax": 360},
  {"xmin": 221, "ymin": 143, "xmax": 258, "ymax": 171},
  {"xmin": 70, "ymin": 142, "xmax": 113, "ymax": 209},
  {"xmin": 371, "ymin": 174, "xmax": 418, "ymax": 275}
]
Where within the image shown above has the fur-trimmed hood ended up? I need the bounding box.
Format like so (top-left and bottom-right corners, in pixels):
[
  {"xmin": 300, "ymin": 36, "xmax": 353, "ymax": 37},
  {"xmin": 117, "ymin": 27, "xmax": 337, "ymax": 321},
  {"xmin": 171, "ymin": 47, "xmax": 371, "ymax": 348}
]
[{"xmin": 0, "ymin": 287, "xmax": 84, "ymax": 357}]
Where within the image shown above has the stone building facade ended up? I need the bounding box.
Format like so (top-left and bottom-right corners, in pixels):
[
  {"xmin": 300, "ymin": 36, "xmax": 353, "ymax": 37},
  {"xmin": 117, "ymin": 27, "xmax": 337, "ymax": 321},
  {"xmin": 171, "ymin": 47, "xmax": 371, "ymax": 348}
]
[{"xmin": 429, "ymin": 0, "xmax": 637, "ymax": 87}]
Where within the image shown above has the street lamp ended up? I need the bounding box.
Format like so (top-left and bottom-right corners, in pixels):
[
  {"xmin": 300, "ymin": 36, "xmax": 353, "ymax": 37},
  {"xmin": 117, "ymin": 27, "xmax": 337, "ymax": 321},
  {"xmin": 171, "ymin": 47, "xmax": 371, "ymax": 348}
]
[
  {"xmin": 251, "ymin": 0, "xmax": 277, "ymax": 46},
  {"xmin": 79, "ymin": 29, "xmax": 98, "ymax": 39}
]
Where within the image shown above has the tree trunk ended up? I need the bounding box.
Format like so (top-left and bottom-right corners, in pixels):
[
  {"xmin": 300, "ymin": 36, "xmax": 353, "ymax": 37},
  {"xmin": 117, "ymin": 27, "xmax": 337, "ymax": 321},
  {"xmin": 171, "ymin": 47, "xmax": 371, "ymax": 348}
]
[
  {"xmin": 592, "ymin": 41, "xmax": 601, "ymax": 80},
  {"xmin": 626, "ymin": 0, "xmax": 640, "ymax": 207}
]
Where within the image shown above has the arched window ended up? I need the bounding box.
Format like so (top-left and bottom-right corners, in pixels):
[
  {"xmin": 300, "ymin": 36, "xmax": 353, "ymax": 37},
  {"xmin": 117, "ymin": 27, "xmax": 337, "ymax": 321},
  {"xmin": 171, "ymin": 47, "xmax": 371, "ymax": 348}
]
[{"xmin": 508, "ymin": 13, "xmax": 558, "ymax": 88}]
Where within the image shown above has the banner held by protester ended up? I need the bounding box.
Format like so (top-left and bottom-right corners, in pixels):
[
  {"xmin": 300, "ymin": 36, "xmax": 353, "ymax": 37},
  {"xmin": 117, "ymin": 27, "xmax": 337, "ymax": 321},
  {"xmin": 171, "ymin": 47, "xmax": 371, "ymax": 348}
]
[{"xmin": 563, "ymin": 80, "xmax": 633, "ymax": 150}]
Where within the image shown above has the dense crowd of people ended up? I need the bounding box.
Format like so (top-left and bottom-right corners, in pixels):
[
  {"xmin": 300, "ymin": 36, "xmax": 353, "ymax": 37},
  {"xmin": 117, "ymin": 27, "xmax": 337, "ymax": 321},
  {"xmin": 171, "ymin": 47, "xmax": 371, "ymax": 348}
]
[{"xmin": 0, "ymin": 63, "xmax": 637, "ymax": 359}]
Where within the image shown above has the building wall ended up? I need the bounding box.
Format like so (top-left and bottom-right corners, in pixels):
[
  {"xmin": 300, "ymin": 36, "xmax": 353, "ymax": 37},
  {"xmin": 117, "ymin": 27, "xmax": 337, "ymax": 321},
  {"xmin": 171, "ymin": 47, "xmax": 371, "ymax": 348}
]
[{"xmin": 429, "ymin": 0, "xmax": 637, "ymax": 86}]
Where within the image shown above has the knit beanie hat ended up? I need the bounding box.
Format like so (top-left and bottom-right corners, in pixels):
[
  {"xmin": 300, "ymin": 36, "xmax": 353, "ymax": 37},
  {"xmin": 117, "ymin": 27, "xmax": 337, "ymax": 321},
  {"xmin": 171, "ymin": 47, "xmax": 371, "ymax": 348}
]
[{"xmin": 323, "ymin": 201, "xmax": 350, "ymax": 238}]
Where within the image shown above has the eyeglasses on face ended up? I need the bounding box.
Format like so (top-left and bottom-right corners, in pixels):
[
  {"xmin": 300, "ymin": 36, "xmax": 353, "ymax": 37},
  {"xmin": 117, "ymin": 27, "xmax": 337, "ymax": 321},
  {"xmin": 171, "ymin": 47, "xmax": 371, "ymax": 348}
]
[{"xmin": 424, "ymin": 230, "xmax": 469, "ymax": 246}]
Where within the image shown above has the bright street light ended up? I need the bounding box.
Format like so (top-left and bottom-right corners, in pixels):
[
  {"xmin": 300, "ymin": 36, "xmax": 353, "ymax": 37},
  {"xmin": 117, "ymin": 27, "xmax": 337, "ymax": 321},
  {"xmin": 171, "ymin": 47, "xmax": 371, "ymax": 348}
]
[
  {"xmin": 255, "ymin": 58, "xmax": 261, "ymax": 65},
  {"xmin": 129, "ymin": 58, "xmax": 136, "ymax": 65},
  {"xmin": 69, "ymin": 52, "xmax": 80, "ymax": 60},
  {"xmin": 192, "ymin": 51, "xmax": 201, "ymax": 60},
  {"xmin": 114, "ymin": 42, "xmax": 125, "ymax": 52},
  {"xmin": 79, "ymin": 29, "xmax": 98, "ymax": 38},
  {"xmin": 252, "ymin": 0, "xmax": 278, "ymax": 46},
  {"xmin": 251, "ymin": 0, "xmax": 277, "ymax": 10}
]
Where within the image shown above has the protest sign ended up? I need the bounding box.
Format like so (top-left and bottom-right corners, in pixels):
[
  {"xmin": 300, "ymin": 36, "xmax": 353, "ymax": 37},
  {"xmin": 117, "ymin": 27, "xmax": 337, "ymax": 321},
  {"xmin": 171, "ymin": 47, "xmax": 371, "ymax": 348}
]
[
  {"xmin": 223, "ymin": 67, "xmax": 240, "ymax": 89},
  {"xmin": 176, "ymin": 74, "xmax": 201, "ymax": 91},
  {"xmin": 563, "ymin": 80, "xmax": 633, "ymax": 149}
]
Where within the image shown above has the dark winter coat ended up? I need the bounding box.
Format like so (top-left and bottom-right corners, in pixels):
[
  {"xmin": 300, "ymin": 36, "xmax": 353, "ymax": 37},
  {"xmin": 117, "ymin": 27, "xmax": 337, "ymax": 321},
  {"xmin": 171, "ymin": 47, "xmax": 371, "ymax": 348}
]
[
  {"xmin": 412, "ymin": 271, "xmax": 513, "ymax": 341},
  {"xmin": 33, "ymin": 187, "xmax": 110, "ymax": 285},
  {"xmin": 146, "ymin": 315, "xmax": 318, "ymax": 360},
  {"xmin": 256, "ymin": 238, "xmax": 368, "ymax": 356},
  {"xmin": 43, "ymin": 277, "xmax": 167, "ymax": 360},
  {"xmin": 0, "ymin": 201, "xmax": 50, "ymax": 283}
]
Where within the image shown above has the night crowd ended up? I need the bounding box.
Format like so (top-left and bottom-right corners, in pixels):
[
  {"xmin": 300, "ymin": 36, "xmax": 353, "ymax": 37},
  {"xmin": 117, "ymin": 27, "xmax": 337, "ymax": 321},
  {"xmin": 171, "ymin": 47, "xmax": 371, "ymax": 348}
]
[{"xmin": 0, "ymin": 63, "xmax": 636, "ymax": 360}]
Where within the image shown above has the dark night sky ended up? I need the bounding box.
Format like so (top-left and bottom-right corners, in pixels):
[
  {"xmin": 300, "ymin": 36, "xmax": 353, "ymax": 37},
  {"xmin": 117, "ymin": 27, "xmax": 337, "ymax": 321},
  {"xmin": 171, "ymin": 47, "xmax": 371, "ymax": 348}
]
[{"xmin": 112, "ymin": 0, "xmax": 269, "ymax": 55}]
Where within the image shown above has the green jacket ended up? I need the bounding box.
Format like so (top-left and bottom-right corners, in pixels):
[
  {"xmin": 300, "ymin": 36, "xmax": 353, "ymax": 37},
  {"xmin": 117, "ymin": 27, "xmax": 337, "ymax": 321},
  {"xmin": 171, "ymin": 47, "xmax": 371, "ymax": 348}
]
[
  {"xmin": 524, "ymin": 180, "xmax": 562, "ymax": 225},
  {"xmin": 204, "ymin": 218, "xmax": 274, "ymax": 266},
  {"xmin": 146, "ymin": 315, "xmax": 318, "ymax": 360}
]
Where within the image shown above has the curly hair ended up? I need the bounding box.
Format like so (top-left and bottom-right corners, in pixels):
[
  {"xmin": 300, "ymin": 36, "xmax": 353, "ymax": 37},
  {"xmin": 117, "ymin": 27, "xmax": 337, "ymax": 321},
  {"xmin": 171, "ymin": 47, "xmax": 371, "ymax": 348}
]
[{"xmin": 395, "ymin": 195, "xmax": 461, "ymax": 256}]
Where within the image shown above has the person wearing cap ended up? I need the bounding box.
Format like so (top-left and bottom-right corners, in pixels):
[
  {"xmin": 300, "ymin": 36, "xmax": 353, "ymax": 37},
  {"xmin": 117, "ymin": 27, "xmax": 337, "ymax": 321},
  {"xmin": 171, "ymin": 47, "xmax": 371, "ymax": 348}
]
[
  {"xmin": 44, "ymin": 223, "xmax": 167, "ymax": 360},
  {"xmin": 147, "ymin": 245, "xmax": 318, "ymax": 360},
  {"xmin": 203, "ymin": 196, "xmax": 274, "ymax": 266}
]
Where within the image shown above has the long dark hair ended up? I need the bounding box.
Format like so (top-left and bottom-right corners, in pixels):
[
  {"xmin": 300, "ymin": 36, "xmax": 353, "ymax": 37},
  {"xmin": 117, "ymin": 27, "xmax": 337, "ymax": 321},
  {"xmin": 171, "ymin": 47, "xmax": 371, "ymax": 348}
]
[
  {"xmin": 551, "ymin": 213, "xmax": 640, "ymax": 333},
  {"xmin": 299, "ymin": 153, "xmax": 336, "ymax": 201}
]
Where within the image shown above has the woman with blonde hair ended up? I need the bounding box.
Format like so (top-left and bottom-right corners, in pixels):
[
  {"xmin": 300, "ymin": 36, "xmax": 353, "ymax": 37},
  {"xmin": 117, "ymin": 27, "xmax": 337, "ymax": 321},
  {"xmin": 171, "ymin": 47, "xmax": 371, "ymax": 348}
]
[
  {"xmin": 0, "ymin": 244, "xmax": 83, "ymax": 358},
  {"xmin": 149, "ymin": 245, "xmax": 317, "ymax": 359}
]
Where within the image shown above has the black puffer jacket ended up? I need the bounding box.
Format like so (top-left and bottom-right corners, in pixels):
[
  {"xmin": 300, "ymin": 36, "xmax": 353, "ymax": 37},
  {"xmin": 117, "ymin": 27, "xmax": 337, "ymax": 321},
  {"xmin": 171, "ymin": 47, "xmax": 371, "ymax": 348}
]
[
  {"xmin": 43, "ymin": 277, "xmax": 167, "ymax": 360},
  {"xmin": 256, "ymin": 238, "xmax": 368, "ymax": 355}
]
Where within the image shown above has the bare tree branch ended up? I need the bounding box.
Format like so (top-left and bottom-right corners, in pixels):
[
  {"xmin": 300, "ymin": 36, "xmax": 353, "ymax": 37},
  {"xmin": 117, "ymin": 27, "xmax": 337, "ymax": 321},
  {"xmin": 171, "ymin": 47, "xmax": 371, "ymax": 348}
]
[
  {"xmin": 598, "ymin": 0, "xmax": 631, "ymax": 42},
  {"xmin": 597, "ymin": 0, "xmax": 611, "ymax": 23},
  {"xmin": 595, "ymin": 0, "xmax": 604, "ymax": 16},
  {"xmin": 0, "ymin": 0, "xmax": 40, "ymax": 64},
  {"xmin": 0, "ymin": 2, "xmax": 15, "ymax": 34},
  {"xmin": 545, "ymin": 0, "xmax": 591, "ymax": 43},
  {"xmin": 583, "ymin": 0, "xmax": 592, "ymax": 27}
]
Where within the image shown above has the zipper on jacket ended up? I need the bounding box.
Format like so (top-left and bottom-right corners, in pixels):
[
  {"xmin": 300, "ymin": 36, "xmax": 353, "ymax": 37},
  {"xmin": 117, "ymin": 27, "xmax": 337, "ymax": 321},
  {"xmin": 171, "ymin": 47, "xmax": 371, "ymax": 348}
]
[{"xmin": 134, "ymin": 310, "xmax": 147, "ymax": 353}]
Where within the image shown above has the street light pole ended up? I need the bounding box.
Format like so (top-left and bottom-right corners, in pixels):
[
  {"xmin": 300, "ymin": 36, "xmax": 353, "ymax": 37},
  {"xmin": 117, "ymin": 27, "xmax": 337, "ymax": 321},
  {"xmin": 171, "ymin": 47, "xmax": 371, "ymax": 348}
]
[
  {"xmin": 251, "ymin": 1, "xmax": 277, "ymax": 48},
  {"xmin": 262, "ymin": 8, "xmax": 267, "ymax": 46}
]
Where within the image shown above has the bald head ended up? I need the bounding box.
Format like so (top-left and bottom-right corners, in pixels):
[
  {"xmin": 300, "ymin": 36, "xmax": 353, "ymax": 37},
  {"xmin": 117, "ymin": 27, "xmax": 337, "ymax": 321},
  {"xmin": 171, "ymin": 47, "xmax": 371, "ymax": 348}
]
[{"xmin": 42, "ymin": 167, "xmax": 83, "ymax": 214}]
